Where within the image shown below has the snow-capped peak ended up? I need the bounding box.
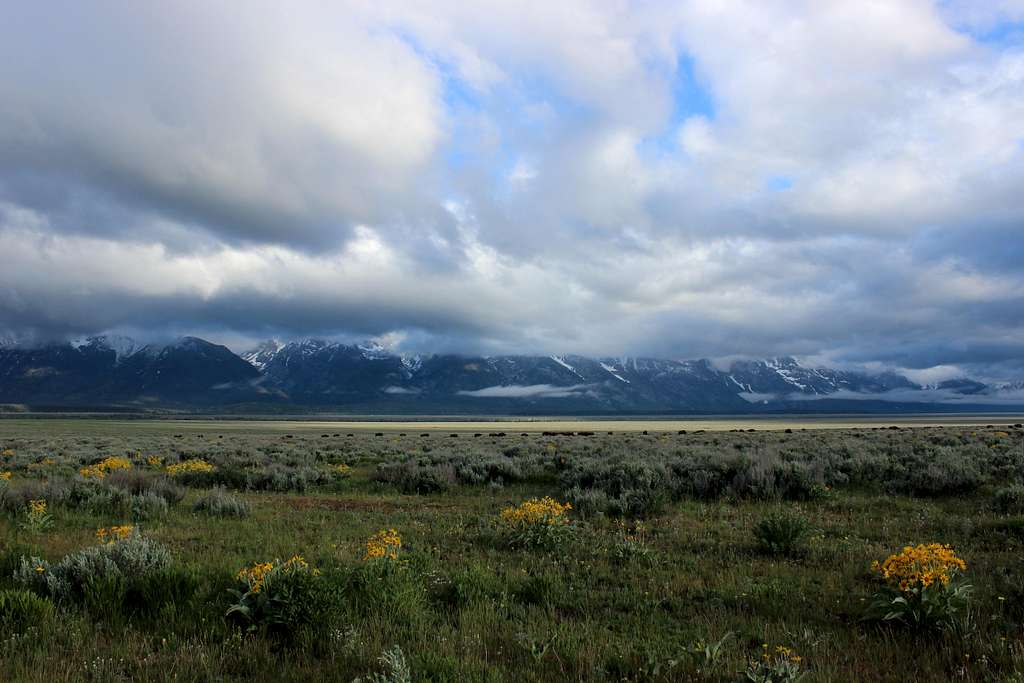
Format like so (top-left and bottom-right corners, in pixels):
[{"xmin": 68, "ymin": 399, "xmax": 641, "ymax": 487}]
[
  {"xmin": 400, "ymin": 354, "xmax": 424, "ymax": 375},
  {"xmin": 241, "ymin": 339, "xmax": 285, "ymax": 371},
  {"xmin": 72, "ymin": 335, "xmax": 146, "ymax": 361},
  {"xmin": 358, "ymin": 340, "xmax": 392, "ymax": 360}
]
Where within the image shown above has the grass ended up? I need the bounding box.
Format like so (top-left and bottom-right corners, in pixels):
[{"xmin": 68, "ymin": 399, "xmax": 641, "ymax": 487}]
[{"xmin": 0, "ymin": 423, "xmax": 1023, "ymax": 681}]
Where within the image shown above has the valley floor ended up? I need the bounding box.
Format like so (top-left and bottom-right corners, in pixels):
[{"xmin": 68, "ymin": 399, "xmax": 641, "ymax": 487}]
[{"xmin": 1, "ymin": 424, "xmax": 1023, "ymax": 681}]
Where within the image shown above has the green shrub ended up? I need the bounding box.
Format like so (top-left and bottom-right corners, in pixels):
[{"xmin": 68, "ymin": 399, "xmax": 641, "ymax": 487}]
[
  {"xmin": 373, "ymin": 461, "xmax": 455, "ymax": 494},
  {"xmin": 563, "ymin": 486, "xmax": 610, "ymax": 518},
  {"xmin": 0, "ymin": 479, "xmax": 73, "ymax": 515},
  {"xmin": 174, "ymin": 464, "xmax": 327, "ymax": 493},
  {"xmin": 560, "ymin": 462, "xmax": 670, "ymax": 517},
  {"xmin": 887, "ymin": 446, "xmax": 984, "ymax": 497},
  {"xmin": 435, "ymin": 564, "xmax": 501, "ymax": 609},
  {"xmin": 727, "ymin": 460, "xmax": 823, "ymax": 502},
  {"xmin": 354, "ymin": 645, "xmax": 411, "ymax": 683},
  {"xmin": 0, "ymin": 588, "xmax": 54, "ymax": 634},
  {"xmin": 611, "ymin": 521, "xmax": 656, "ymax": 566},
  {"xmin": 82, "ymin": 573, "xmax": 127, "ymax": 624},
  {"xmin": 130, "ymin": 492, "xmax": 170, "ymax": 520},
  {"xmin": 105, "ymin": 470, "xmax": 185, "ymax": 505},
  {"xmin": 513, "ymin": 570, "xmax": 563, "ymax": 607},
  {"xmin": 346, "ymin": 561, "xmax": 427, "ymax": 627},
  {"xmin": 193, "ymin": 487, "xmax": 251, "ymax": 517},
  {"xmin": 993, "ymin": 485, "xmax": 1024, "ymax": 514},
  {"xmin": 14, "ymin": 531, "xmax": 172, "ymax": 604},
  {"xmin": 753, "ymin": 512, "xmax": 811, "ymax": 557},
  {"xmin": 125, "ymin": 565, "xmax": 202, "ymax": 620}
]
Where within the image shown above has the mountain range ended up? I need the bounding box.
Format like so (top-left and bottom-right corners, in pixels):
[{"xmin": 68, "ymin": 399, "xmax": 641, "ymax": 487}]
[{"xmin": 0, "ymin": 335, "xmax": 1021, "ymax": 414}]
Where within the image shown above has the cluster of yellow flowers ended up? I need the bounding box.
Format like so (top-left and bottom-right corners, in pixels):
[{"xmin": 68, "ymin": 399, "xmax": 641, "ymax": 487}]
[
  {"xmin": 1, "ymin": 448, "xmax": 14, "ymax": 458},
  {"xmin": 0, "ymin": 471, "xmax": 11, "ymax": 481},
  {"xmin": 872, "ymin": 543, "xmax": 967, "ymax": 592},
  {"xmin": 27, "ymin": 458, "xmax": 55, "ymax": 470},
  {"xmin": 615, "ymin": 519, "xmax": 648, "ymax": 543},
  {"xmin": 364, "ymin": 528, "xmax": 402, "ymax": 560},
  {"xmin": 236, "ymin": 555, "xmax": 316, "ymax": 593},
  {"xmin": 95, "ymin": 525, "xmax": 135, "ymax": 544},
  {"xmin": 79, "ymin": 456, "xmax": 133, "ymax": 479},
  {"xmin": 146, "ymin": 456, "xmax": 164, "ymax": 467},
  {"xmin": 761, "ymin": 644, "xmax": 802, "ymax": 664},
  {"xmin": 499, "ymin": 497, "xmax": 572, "ymax": 528},
  {"xmin": 237, "ymin": 561, "xmax": 274, "ymax": 593},
  {"xmin": 28, "ymin": 499, "xmax": 47, "ymax": 516},
  {"xmin": 330, "ymin": 463, "xmax": 352, "ymax": 476},
  {"xmin": 165, "ymin": 459, "xmax": 215, "ymax": 475}
]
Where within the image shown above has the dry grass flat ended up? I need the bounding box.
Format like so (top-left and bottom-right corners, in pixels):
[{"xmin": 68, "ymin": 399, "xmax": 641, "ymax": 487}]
[{"xmin": 1, "ymin": 414, "xmax": 1023, "ymax": 437}]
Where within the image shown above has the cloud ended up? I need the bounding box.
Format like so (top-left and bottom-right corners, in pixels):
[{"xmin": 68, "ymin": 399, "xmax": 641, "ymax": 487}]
[
  {"xmin": 0, "ymin": 2, "xmax": 444, "ymax": 248},
  {"xmin": 0, "ymin": 2, "xmax": 1022, "ymax": 382},
  {"xmin": 744, "ymin": 387, "xmax": 1024, "ymax": 405},
  {"xmin": 457, "ymin": 384, "xmax": 590, "ymax": 398},
  {"xmin": 383, "ymin": 386, "xmax": 420, "ymax": 395}
]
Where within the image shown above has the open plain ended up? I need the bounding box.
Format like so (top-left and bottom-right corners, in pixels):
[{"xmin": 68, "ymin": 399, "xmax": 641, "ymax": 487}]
[{"xmin": 1, "ymin": 419, "xmax": 1023, "ymax": 681}]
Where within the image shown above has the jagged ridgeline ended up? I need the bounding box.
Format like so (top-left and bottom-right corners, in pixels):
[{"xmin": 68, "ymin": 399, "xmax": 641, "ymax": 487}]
[{"xmin": 0, "ymin": 336, "xmax": 1020, "ymax": 412}]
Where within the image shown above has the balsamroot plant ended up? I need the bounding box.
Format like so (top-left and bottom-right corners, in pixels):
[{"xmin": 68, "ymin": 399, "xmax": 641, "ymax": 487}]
[
  {"xmin": 364, "ymin": 529, "xmax": 402, "ymax": 561},
  {"xmin": 864, "ymin": 543, "xmax": 972, "ymax": 629},
  {"xmin": 744, "ymin": 644, "xmax": 806, "ymax": 682},
  {"xmin": 498, "ymin": 497, "xmax": 573, "ymax": 549},
  {"xmin": 18, "ymin": 499, "xmax": 53, "ymax": 533},
  {"xmin": 227, "ymin": 556, "xmax": 326, "ymax": 636}
]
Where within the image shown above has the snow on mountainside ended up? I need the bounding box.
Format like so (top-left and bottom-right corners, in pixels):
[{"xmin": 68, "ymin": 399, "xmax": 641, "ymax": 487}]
[
  {"xmin": 0, "ymin": 336, "xmax": 1020, "ymax": 410},
  {"xmin": 71, "ymin": 335, "xmax": 148, "ymax": 361},
  {"xmin": 241, "ymin": 339, "xmax": 284, "ymax": 371},
  {"xmin": 727, "ymin": 357, "xmax": 918, "ymax": 396},
  {"xmin": 0, "ymin": 336, "xmax": 258, "ymax": 405},
  {"xmin": 357, "ymin": 341, "xmax": 392, "ymax": 360}
]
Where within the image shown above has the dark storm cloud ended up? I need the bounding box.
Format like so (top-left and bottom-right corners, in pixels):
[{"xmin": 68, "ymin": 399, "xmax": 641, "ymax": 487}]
[{"xmin": 0, "ymin": 1, "xmax": 1023, "ymax": 381}]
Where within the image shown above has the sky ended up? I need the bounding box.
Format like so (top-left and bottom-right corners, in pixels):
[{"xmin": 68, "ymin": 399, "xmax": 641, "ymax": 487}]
[{"xmin": 1, "ymin": 1, "xmax": 1023, "ymax": 381}]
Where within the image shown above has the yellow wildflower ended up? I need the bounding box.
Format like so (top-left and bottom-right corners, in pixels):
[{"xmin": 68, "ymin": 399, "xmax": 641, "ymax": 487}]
[
  {"xmin": 95, "ymin": 525, "xmax": 135, "ymax": 544},
  {"xmin": 236, "ymin": 555, "xmax": 316, "ymax": 593},
  {"xmin": 165, "ymin": 459, "xmax": 215, "ymax": 475},
  {"xmin": 79, "ymin": 456, "xmax": 133, "ymax": 479},
  {"xmin": 0, "ymin": 471, "xmax": 11, "ymax": 481},
  {"xmin": 364, "ymin": 528, "xmax": 402, "ymax": 560},
  {"xmin": 499, "ymin": 497, "xmax": 572, "ymax": 528},
  {"xmin": 872, "ymin": 543, "xmax": 966, "ymax": 592}
]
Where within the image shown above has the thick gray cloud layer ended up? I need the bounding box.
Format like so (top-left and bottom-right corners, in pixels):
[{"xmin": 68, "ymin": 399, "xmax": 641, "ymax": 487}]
[{"xmin": 1, "ymin": 1, "xmax": 1023, "ymax": 380}]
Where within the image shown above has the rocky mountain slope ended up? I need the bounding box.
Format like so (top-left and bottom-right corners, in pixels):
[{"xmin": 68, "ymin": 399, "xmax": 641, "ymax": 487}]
[{"xmin": 0, "ymin": 336, "xmax": 1020, "ymax": 412}]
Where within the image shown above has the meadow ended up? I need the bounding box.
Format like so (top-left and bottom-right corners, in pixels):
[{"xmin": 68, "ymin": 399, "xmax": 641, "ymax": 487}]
[{"xmin": 1, "ymin": 419, "xmax": 1024, "ymax": 681}]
